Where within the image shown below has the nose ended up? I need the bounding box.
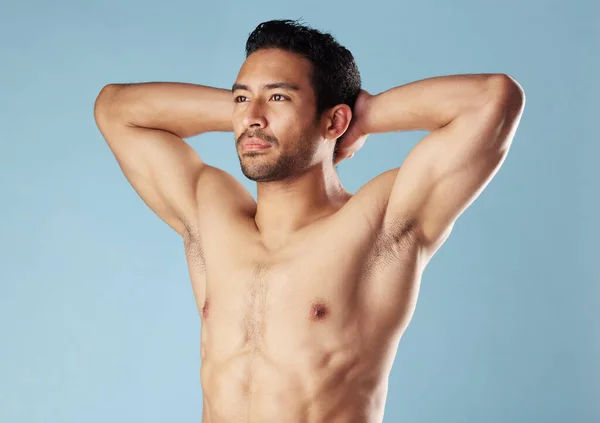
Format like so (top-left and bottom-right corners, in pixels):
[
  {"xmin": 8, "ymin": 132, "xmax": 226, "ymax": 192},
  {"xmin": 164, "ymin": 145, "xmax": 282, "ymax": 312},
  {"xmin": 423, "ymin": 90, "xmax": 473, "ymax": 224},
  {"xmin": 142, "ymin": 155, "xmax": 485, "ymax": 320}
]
[{"xmin": 242, "ymin": 100, "xmax": 267, "ymax": 129}]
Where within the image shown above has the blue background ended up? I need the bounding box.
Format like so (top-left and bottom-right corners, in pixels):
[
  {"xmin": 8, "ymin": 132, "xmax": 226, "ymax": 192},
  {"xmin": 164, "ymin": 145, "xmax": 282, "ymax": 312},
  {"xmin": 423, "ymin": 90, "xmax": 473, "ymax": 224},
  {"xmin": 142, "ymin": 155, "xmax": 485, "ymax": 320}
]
[{"xmin": 1, "ymin": 0, "xmax": 598, "ymax": 422}]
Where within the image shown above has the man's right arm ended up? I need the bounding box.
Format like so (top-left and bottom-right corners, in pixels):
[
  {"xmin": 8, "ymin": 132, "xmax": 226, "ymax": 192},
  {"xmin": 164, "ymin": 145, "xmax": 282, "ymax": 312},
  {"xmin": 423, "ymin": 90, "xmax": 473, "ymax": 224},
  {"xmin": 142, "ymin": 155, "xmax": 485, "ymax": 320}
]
[{"xmin": 93, "ymin": 82, "xmax": 238, "ymax": 237}]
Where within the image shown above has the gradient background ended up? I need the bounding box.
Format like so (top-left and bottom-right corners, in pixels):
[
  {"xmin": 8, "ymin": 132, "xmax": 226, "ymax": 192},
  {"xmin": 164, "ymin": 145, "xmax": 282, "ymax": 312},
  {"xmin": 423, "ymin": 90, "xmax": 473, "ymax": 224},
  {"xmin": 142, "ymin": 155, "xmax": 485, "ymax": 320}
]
[{"xmin": 1, "ymin": 0, "xmax": 598, "ymax": 422}]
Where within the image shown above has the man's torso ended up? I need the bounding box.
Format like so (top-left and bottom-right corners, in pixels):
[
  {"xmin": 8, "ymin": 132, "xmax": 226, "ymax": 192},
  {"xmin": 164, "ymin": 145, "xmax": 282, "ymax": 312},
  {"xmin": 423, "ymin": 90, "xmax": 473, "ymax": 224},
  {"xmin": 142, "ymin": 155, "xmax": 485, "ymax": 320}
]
[{"xmin": 183, "ymin": 169, "xmax": 429, "ymax": 423}]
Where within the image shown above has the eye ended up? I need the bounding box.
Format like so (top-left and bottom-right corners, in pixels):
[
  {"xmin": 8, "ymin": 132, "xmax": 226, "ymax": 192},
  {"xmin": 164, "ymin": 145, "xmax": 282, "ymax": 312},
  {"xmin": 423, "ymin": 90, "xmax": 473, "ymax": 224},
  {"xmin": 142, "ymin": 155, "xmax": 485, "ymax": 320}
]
[
  {"xmin": 271, "ymin": 94, "xmax": 287, "ymax": 101},
  {"xmin": 234, "ymin": 94, "xmax": 288, "ymax": 103}
]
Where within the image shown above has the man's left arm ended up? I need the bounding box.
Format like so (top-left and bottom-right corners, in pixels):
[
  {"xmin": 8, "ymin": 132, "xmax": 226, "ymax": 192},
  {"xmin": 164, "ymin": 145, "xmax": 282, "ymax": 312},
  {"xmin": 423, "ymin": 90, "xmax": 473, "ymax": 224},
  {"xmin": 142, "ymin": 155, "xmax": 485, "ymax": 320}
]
[{"xmin": 361, "ymin": 74, "xmax": 525, "ymax": 257}]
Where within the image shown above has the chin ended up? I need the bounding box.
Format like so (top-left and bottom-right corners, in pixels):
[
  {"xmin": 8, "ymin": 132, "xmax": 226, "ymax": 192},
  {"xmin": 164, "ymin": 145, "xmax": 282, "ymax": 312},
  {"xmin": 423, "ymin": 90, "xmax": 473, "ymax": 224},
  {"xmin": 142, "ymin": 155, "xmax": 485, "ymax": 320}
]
[
  {"xmin": 238, "ymin": 149, "xmax": 303, "ymax": 182},
  {"xmin": 238, "ymin": 156, "xmax": 270, "ymax": 180},
  {"xmin": 240, "ymin": 162, "xmax": 294, "ymax": 183}
]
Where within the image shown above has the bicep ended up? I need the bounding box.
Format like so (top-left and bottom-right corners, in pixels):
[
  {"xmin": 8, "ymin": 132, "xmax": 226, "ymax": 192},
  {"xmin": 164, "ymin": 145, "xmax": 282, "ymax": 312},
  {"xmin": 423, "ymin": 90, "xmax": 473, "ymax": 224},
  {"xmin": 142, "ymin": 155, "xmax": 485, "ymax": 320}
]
[
  {"xmin": 96, "ymin": 118, "xmax": 204, "ymax": 237},
  {"xmin": 383, "ymin": 97, "xmax": 522, "ymax": 254}
]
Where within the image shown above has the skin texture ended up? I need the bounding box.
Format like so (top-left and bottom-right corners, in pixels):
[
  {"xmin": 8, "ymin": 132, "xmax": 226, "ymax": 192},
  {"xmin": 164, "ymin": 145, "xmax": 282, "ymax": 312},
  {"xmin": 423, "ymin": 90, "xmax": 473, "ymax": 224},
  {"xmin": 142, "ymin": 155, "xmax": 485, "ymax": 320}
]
[{"xmin": 94, "ymin": 48, "xmax": 524, "ymax": 423}]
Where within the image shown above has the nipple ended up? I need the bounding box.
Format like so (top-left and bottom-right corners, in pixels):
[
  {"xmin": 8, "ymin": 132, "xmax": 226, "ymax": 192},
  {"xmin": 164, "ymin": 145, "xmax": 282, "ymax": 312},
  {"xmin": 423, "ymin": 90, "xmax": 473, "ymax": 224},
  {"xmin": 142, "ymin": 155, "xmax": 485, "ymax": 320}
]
[
  {"xmin": 201, "ymin": 299, "xmax": 210, "ymax": 319},
  {"xmin": 310, "ymin": 302, "xmax": 329, "ymax": 321}
]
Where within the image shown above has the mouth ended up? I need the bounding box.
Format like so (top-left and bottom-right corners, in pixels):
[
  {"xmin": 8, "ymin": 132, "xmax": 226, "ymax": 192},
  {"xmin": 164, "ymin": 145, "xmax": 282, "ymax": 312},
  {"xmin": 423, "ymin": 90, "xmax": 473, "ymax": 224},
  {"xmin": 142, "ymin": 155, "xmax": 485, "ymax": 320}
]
[{"xmin": 241, "ymin": 137, "xmax": 272, "ymax": 151}]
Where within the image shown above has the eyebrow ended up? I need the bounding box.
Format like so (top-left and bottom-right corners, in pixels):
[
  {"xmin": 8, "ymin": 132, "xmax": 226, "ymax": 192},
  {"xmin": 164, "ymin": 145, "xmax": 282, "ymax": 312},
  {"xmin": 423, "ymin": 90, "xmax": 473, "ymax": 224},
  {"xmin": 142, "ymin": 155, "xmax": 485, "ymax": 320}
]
[{"xmin": 231, "ymin": 82, "xmax": 301, "ymax": 93}]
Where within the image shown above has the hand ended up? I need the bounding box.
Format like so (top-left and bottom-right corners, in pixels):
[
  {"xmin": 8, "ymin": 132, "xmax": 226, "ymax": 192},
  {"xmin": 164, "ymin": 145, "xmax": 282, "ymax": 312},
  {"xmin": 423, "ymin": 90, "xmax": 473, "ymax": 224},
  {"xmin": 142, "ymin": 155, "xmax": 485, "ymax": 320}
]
[{"xmin": 334, "ymin": 89, "xmax": 372, "ymax": 166}]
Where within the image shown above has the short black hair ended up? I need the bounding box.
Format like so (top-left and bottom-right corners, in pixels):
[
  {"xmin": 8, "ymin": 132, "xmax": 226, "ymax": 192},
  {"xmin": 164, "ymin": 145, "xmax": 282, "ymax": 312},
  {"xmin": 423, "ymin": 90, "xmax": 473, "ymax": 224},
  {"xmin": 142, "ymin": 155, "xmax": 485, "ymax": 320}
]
[{"xmin": 245, "ymin": 19, "xmax": 361, "ymax": 125}]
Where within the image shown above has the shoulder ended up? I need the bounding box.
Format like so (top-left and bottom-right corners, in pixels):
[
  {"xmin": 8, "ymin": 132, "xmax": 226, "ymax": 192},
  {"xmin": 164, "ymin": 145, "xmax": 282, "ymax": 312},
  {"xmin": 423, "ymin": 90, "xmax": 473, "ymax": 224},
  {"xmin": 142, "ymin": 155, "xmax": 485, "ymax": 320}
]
[
  {"xmin": 196, "ymin": 165, "xmax": 256, "ymax": 213},
  {"xmin": 184, "ymin": 165, "xmax": 256, "ymax": 241}
]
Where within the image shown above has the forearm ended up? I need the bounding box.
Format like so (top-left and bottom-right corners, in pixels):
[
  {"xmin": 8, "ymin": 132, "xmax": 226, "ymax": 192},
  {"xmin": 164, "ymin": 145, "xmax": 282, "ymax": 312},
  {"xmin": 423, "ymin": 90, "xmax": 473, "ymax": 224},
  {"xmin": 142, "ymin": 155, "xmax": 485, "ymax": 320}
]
[
  {"xmin": 364, "ymin": 73, "xmax": 508, "ymax": 134},
  {"xmin": 94, "ymin": 82, "xmax": 234, "ymax": 139}
]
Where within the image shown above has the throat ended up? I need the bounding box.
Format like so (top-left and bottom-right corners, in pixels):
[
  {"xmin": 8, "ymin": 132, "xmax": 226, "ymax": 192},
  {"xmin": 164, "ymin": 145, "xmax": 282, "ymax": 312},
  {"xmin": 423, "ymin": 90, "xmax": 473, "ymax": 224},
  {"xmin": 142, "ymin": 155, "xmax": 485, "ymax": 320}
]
[{"xmin": 253, "ymin": 190, "xmax": 353, "ymax": 248}]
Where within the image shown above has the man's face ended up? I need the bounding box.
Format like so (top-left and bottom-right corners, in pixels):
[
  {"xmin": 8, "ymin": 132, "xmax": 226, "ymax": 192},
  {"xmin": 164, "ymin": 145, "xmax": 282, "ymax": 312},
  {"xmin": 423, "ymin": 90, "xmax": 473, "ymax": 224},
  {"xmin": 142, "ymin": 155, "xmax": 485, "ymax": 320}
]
[{"xmin": 232, "ymin": 48, "xmax": 324, "ymax": 182}]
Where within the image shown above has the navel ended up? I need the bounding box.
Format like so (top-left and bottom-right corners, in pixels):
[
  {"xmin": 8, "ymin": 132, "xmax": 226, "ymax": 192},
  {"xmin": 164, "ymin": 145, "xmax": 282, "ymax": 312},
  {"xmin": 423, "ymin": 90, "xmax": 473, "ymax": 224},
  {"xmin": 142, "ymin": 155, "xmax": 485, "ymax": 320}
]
[{"xmin": 309, "ymin": 302, "xmax": 329, "ymax": 321}]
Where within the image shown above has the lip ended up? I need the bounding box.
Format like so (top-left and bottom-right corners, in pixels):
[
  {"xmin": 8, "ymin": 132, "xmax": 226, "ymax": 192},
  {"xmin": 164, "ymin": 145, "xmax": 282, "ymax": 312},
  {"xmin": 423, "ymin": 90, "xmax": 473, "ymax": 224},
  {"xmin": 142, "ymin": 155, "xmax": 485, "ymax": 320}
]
[{"xmin": 241, "ymin": 138, "xmax": 272, "ymax": 150}]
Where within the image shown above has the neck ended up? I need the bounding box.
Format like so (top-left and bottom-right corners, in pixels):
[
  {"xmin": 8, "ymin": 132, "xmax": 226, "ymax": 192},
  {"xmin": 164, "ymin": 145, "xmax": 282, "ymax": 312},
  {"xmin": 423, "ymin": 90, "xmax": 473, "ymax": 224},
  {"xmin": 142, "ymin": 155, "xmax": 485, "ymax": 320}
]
[{"xmin": 254, "ymin": 162, "xmax": 351, "ymax": 247}]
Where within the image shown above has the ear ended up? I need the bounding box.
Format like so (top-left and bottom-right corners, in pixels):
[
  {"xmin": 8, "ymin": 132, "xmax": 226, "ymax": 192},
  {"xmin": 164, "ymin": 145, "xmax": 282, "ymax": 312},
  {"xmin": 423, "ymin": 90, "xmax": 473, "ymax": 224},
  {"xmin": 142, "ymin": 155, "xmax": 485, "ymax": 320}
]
[{"xmin": 323, "ymin": 104, "xmax": 352, "ymax": 141}]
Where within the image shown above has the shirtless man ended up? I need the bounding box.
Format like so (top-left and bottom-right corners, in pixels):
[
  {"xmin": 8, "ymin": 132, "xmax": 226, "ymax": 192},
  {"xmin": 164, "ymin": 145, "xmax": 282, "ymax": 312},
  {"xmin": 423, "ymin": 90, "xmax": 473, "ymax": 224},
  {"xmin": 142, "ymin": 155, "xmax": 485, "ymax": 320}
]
[{"xmin": 94, "ymin": 19, "xmax": 525, "ymax": 423}]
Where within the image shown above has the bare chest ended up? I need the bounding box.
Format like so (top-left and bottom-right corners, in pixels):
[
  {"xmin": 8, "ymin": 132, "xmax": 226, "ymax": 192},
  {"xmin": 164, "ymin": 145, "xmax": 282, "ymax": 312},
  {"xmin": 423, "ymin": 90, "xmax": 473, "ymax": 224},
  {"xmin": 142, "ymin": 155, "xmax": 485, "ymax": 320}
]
[{"xmin": 185, "ymin": 217, "xmax": 422, "ymax": 353}]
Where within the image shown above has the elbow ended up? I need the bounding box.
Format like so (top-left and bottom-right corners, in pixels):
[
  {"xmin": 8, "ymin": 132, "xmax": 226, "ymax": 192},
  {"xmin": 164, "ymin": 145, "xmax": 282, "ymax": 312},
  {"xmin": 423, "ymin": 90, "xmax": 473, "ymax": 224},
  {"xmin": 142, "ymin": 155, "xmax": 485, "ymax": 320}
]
[
  {"xmin": 484, "ymin": 74, "xmax": 526, "ymax": 127},
  {"xmin": 488, "ymin": 74, "xmax": 526, "ymax": 112},
  {"xmin": 95, "ymin": 83, "xmax": 122, "ymax": 105},
  {"xmin": 485, "ymin": 74, "xmax": 526, "ymax": 151},
  {"xmin": 94, "ymin": 84, "xmax": 124, "ymax": 123}
]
